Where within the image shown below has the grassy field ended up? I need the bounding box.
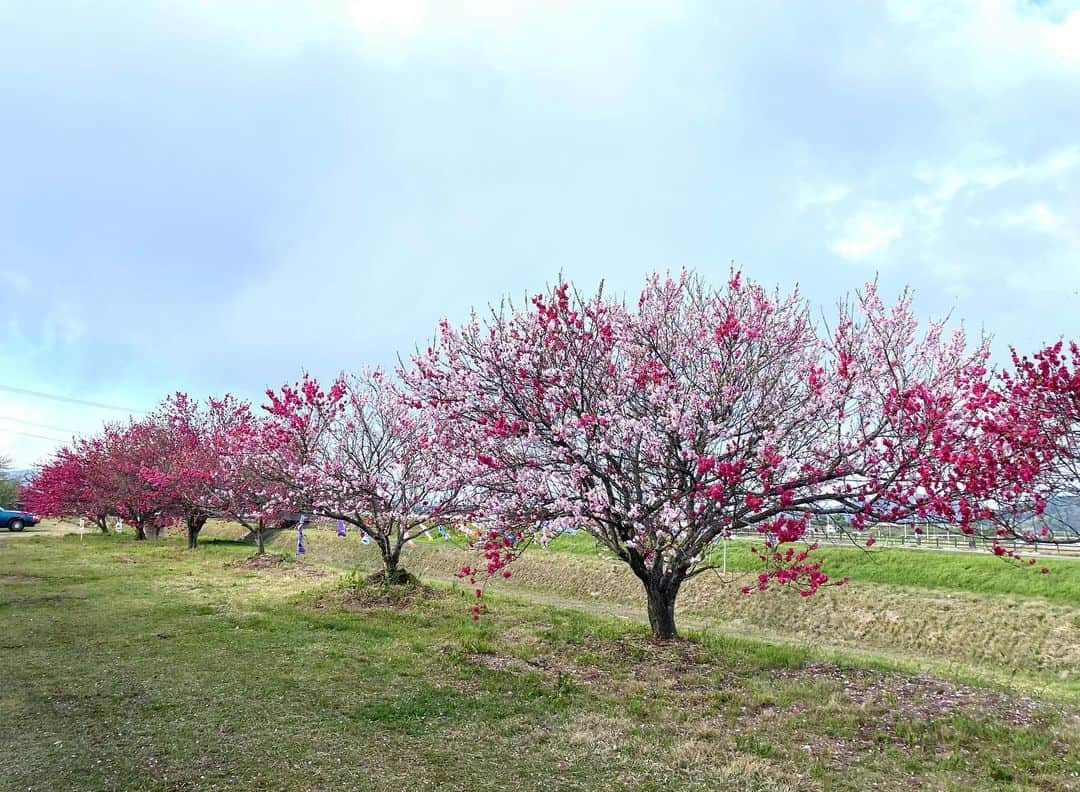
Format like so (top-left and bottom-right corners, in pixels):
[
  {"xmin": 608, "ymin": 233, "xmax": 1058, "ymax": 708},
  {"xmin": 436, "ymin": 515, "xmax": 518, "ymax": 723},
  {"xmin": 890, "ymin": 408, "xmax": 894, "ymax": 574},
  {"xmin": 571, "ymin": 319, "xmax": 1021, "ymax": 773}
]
[{"xmin": 2, "ymin": 527, "xmax": 1078, "ymax": 791}]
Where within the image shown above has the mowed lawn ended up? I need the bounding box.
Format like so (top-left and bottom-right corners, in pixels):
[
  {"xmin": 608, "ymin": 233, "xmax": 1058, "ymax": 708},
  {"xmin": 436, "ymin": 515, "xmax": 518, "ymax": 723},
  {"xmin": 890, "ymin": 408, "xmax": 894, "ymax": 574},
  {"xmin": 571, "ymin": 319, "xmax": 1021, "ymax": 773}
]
[{"xmin": 1, "ymin": 529, "xmax": 1078, "ymax": 791}]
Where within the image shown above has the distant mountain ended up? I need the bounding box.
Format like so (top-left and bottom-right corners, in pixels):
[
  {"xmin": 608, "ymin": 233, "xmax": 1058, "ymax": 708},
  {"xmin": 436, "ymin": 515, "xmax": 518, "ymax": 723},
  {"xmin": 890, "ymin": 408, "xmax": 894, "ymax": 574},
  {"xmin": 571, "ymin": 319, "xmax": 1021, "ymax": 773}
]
[
  {"xmin": 2, "ymin": 469, "xmax": 33, "ymax": 483},
  {"xmin": 1043, "ymin": 495, "xmax": 1080, "ymax": 531}
]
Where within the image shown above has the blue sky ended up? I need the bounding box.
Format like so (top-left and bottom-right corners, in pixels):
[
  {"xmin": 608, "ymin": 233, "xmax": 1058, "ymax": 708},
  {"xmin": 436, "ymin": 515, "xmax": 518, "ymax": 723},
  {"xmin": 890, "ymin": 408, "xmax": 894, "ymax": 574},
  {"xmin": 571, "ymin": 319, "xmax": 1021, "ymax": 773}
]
[{"xmin": 2, "ymin": 0, "xmax": 1079, "ymax": 467}]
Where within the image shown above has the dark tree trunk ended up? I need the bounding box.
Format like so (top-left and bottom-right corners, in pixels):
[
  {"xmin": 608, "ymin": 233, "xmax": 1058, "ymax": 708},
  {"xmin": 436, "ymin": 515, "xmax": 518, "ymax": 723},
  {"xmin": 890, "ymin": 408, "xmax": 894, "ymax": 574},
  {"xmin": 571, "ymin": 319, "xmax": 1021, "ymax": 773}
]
[
  {"xmin": 96, "ymin": 515, "xmax": 109, "ymax": 534},
  {"xmin": 382, "ymin": 547, "xmax": 407, "ymax": 583},
  {"xmin": 626, "ymin": 545, "xmax": 686, "ymax": 640},
  {"xmin": 640, "ymin": 569, "xmax": 686, "ymax": 640},
  {"xmin": 645, "ymin": 583, "xmax": 679, "ymax": 639},
  {"xmin": 134, "ymin": 521, "xmax": 147, "ymax": 541},
  {"xmin": 374, "ymin": 533, "xmax": 410, "ymax": 584},
  {"xmin": 186, "ymin": 515, "xmax": 207, "ymax": 549},
  {"xmin": 256, "ymin": 519, "xmax": 265, "ymax": 555}
]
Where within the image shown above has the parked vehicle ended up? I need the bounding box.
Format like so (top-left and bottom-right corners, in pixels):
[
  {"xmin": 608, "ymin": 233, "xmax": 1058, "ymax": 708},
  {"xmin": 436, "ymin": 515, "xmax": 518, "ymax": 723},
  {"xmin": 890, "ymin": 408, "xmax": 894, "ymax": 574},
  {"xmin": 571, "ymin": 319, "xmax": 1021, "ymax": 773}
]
[{"xmin": 0, "ymin": 508, "xmax": 39, "ymax": 532}]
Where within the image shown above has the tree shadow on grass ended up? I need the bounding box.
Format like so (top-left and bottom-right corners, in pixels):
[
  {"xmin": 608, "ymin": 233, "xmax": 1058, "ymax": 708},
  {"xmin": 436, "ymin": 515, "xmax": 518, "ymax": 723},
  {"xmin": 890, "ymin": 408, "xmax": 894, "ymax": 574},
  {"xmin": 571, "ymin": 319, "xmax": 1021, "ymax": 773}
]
[{"xmin": 198, "ymin": 538, "xmax": 252, "ymax": 548}]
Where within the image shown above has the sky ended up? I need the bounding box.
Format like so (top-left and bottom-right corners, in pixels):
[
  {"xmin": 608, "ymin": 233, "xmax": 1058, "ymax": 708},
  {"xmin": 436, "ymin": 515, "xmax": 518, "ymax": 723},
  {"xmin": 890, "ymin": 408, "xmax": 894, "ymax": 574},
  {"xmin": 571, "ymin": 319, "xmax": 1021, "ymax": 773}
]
[{"xmin": 1, "ymin": 0, "xmax": 1079, "ymax": 468}]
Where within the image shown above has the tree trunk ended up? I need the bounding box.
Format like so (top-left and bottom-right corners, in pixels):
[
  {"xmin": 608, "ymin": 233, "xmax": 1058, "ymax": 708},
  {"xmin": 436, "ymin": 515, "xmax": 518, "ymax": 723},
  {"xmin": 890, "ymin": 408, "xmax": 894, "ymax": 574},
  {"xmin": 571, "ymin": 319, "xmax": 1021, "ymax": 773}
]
[
  {"xmin": 646, "ymin": 586, "xmax": 678, "ymax": 639},
  {"xmin": 134, "ymin": 521, "xmax": 147, "ymax": 541},
  {"xmin": 96, "ymin": 515, "xmax": 109, "ymax": 534},
  {"xmin": 383, "ymin": 549, "xmax": 401, "ymax": 581},
  {"xmin": 644, "ymin": 576, "xmax": 683, "ymax": 640},
  {"xmin": 186, "ymin": 515, "xmax": 206, "ymax": 549},
  {"xmin": 380, "ymin": 543, "xmax": 411, "ymax": 584},
  {"xmin": 256, "ymin": 519, "xmax": 265, "ymax": 555}
]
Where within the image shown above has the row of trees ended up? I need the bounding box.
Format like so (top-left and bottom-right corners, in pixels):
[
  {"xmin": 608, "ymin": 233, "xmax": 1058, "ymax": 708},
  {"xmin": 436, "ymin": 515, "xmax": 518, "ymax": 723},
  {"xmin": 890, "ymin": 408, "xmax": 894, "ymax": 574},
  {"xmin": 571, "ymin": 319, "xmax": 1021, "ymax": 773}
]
[
  {"xmin": 24, "ymin": 395, "xmax": 280, "ymax": 549},
  {"xmin": 0, "ymin": 454, "xmax": 22, "ymax": 509},
  {"xmin": 24, "ymin": 272, "xmax": 1080, "ymax": 638}
]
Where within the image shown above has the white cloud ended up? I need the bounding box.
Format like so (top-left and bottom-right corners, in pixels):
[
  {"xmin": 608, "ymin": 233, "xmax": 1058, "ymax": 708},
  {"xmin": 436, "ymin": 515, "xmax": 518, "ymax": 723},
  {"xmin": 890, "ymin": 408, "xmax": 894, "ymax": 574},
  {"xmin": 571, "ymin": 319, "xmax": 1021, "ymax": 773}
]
[
  {"xmin": 821, "ymin": 143, "xmax": 1080, "ymax": 265},
  {"xmin": 797, "ymin": 184, "xmax": 851, "ymax": 211},
  {"xmin": 1000, "ymin": 202, "xmax": 1066, "ymax": 235},
  {"xmin": 1042, "ymin": 8, "xmax": 1080, "ymax": 65},
  {"xmin": 347, "ymin": 0, "xmax": 429, "ymax": 43},
  {"xmin": 831, "ymin": 211, "xmax": 904, "ymax": 260}
]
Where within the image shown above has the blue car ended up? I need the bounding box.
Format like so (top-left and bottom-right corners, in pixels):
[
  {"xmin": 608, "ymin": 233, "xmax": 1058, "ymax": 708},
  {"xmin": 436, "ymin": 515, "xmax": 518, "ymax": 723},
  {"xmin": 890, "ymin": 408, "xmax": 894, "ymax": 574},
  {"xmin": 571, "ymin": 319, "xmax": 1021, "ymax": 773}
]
[{"xmin": 0, "ymin": 509, "xmax": 38, "ymax": 532}]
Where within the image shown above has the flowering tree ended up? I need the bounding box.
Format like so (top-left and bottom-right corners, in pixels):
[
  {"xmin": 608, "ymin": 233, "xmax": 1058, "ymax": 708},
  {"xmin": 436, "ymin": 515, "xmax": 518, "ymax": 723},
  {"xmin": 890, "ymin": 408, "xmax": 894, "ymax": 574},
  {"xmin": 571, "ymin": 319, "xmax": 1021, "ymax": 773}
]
[
  {"xmin": 137, "ymin": 395, "xmax": 207, "ymax": 547},
  {"xmin": 262, "ymin": 370, "xmax": 469, "ymax": 582},
  {"xmin": 24, "ymin": 418, "xmax": 175, "ymax": 540},
  {"xmin": 144, "ymin": 392, "xmax": 303, "ymax": 551},
  {"xmin": 24, "ymin": 425, "xmax": 171, "ymax": 537},
  {"xmin": 100, "ymin": 419, "xmax": 175, "ymax": 541},
  {"xmin": 979, "ymin": 342, "xmax": 1080, "ymax": 544},
  {"xmin": 408, "ymin": 271, "xmax": 1028, "ymax": 639},
  {"xmin": 26, "ymin": 395, "xmax": 293, "ymax": 551},
  {"xmin": 207, "ymin": 400, "xmax": 293, "ymax": 555},
  {"xmin": 23, "ymin": 437, "xmax": 113, "ymax": 532}
]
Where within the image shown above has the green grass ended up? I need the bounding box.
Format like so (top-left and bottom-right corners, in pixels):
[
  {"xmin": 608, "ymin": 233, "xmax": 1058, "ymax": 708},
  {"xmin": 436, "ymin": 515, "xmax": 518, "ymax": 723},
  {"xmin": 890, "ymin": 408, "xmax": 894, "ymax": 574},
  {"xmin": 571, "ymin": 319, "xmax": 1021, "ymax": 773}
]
[
  {"xmin": 543, "ymin": 532, "xmax": 1080, "ymax": 604},
  {"xmin": 2, "ymin": 532, "xmax": 1079, "ymax": 791},
  {"xmin": 190, "ymin": 521, "xmax": 1080, "ymax": 701}
]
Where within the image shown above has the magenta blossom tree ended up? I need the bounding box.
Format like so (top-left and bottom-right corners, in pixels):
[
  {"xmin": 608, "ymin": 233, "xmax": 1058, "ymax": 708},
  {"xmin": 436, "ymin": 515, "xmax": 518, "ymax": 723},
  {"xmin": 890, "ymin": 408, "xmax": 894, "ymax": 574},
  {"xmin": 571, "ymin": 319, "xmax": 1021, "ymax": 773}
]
[
  {"xmin": 24, "ymin": 436, "xmax": 114, "ymax": 532},
  {"xmin": 101, "ymin": 419, "xmax": 173, "ymax": 541},
  {"xmin": 979, "ymin": 342, "xmax": 1080, "ymax": 545},
  {"xmin": 209, "ymin": 400, "xmax": 295, "ymax": 555},
  {"xmin": 407, "ymin": 271, "xmax": 1035, "ymax": 639},
  {"xmin": 143, "ymin": 393, "xmax": 271, "ymax": 549},
  {"xmin": 262, "ymin": 370, "xmax": 470, "ymax": 582},
  {"xmin": 141, "ymin": 394, "xmax": 221, "ymax": 548}
]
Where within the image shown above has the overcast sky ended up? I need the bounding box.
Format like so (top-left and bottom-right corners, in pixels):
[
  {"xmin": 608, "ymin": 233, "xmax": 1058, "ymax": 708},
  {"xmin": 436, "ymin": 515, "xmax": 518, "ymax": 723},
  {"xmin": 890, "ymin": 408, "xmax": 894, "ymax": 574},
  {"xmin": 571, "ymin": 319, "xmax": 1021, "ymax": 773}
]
[{"xmin": 2, "ymin": 0, "xmax": 1079, "ymax": 468}]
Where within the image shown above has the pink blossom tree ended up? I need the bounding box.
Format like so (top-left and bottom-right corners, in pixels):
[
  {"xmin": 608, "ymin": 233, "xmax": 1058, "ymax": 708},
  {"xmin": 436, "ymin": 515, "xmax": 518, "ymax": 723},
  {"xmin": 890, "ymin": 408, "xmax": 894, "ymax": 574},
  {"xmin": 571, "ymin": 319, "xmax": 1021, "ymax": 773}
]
[
  {"xmin": 28, "ymin": 394, "xmax": 297, "ymax": 551},
  {"xmin": 142, "ymin": 393, "xmax": 268, "ymax": 549},
  {"xmin": 208, "ymin": 400, "xmax": 294, "ymax": 555},
  {"xmin": 262, "ymin": 370, "xmax": 469, "ymax": 582},
  {"xmin": 408, "ymin": 271, "xmax": 1026, "ymax": 639},
  {"xmin": 979, "ymin": 342, "xmax": 1080, "ymax": 545},
  {"xmin": 24, "ymin": 437, "xmax": 114, "ymax": 532},
  {"xmin": 139, "ymin": 394, "xmax": 217, "ymax": 548},
  {"xmin": 98, "ymin": 419, "xmax": 173, "ymax": 541}
]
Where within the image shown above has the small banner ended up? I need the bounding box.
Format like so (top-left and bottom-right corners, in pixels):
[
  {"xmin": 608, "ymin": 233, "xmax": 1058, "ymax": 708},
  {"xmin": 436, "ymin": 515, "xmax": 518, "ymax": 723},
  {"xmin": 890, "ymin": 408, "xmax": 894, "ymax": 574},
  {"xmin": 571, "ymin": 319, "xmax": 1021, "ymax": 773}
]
[
  {"xmin": 296, "ymin": 515, "xmax": 307, "ymax": 556},
  {"xmin": 336, "ymin": 520, "xmax": 347, "ymax": 538}
]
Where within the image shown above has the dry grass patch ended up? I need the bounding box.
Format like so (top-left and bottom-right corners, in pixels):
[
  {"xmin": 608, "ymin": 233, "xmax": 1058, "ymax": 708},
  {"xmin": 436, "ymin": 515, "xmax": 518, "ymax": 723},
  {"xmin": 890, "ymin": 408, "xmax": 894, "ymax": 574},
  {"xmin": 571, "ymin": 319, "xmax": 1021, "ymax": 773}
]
[
  {"xmin": 225, "ymin": 553, "xmax": 331, "ymax": 579},
  {"xmin": 336, "ymin": 581, "xmax": 447, "ymax": 611},
  {"xmin": 769, "ymin": 664, "xmax": 1058, "ymax": 729}
]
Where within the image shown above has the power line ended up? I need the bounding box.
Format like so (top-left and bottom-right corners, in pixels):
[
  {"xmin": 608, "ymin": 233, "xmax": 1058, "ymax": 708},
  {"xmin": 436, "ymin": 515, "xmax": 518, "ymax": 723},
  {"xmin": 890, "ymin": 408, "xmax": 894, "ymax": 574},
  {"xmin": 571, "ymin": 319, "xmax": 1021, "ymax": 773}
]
[
  {"xmin": 0, "ymin": 416, "xmax": 82, "ymax": 435},
  {"xmin": 0, "ymin": 385, "xmax": 146, "ymax": 413},
  {"xmin": 0, "ymin": 429, "xmax": 69, "ymax": 444}
]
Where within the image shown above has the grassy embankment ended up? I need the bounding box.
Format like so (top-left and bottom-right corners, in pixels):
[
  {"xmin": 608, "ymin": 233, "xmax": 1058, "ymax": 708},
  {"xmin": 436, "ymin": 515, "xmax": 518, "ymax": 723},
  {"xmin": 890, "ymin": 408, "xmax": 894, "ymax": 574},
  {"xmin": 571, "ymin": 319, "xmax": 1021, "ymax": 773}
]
[{"xmin": 1, "ymin": 525, "xmax": 1077, "ymax": 790}]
